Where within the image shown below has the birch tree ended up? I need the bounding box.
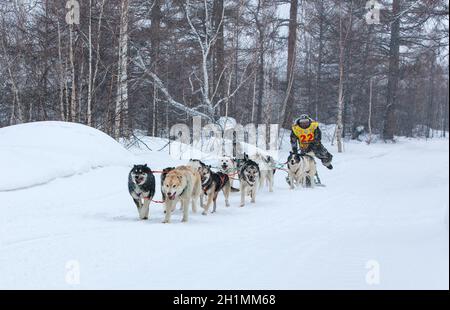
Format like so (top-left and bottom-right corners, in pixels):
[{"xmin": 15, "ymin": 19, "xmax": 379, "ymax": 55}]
[
  {"xmin": 115, "ymin": 0, "xmax": 130, "ymax": 139},
  {"xmin": 336, "ymin": 0, "xmax": 353, "ymax": 153}
]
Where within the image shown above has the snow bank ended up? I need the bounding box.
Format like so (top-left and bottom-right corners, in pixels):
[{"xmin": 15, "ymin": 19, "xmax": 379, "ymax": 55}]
[{"xmin": 0, "ymin": 122, "xmax": 135, "ymax": 191}]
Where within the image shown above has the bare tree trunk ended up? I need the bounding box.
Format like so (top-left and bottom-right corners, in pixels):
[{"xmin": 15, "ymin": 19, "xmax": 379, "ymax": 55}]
[
  {"xmin": 115, "ymin": 0, "xmax": 130, "ymax": 139},
  {"xmin": 213, "ymin": 0, "xmax": 225, "ymax": 114},
  {"xmin": 251, "ymin": 71, "xmax": 257, "ymax": 122},
  {"xmin": 91, "ymin": 0, "xmax": 106, "ymax": 127},
  {"xmin": 57, "ymin": 20, "xmax": 65, "ymax": 121},
  {"xmin": 1, "ymin": 35, "xmax": 23, "ymax": 125},
  {"xmin": 426, "ymin": 50, "xmax": 436, "ymax": 138},
  {"xmin": 231, "ymin": 0, "xmax": 244, "ymax": 116},
  {"xmin": 69, "ymin": 23, "xmax": 77, "ymax": 122},
  {"xmin": 87, "ymin": 0, "xmax": 93, "ymax": 126},
  {"xmin": 282, "ymin": 0, "xmax": 298, "ymax": 128},
  {"xmin": 367, "ymin": 77, "xmax": 373, "ymax": 144},
  {"xmin": 256, "ymin": 40, "xmax": 265, "ymax": 125},
  {"xmin": 149, "ymin": 0, "xmax": 161, "ymax": 137},
  {"xmin": 336, "ymin": 0, "xmax": 353, "ymax": 153},
  {"xmin": 383, "ymin": 0, "xmax": 401, "ymax": 141},
  {"xmin": 314, "ymin": 1, "xmax": 325, "ymax": 121},
  {"xmin": 78, "ymin": 44, "xmax": 84, "ymax": 123}
]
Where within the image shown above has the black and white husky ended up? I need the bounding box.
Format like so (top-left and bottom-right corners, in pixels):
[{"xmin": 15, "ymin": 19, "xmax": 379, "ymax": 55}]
[
  {"xmin": 238, "ymin": 154, "xmax": 260, "ymax": 207},
  {"xmin": 199, "ymin": 165, "xmax": 231, "ymax": 214},
  {"xmin": 128, "ymin": 164, "xmax": 156, "ymax": 220},
  {"xmin": 287, "ymin": 152, "xmax": 317, "ymax": 189}
]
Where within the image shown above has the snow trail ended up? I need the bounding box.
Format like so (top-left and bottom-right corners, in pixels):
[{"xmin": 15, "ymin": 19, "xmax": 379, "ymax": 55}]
[{"xmin": 0, "ymin": 123, "xmax": 448, "ymax": 289}]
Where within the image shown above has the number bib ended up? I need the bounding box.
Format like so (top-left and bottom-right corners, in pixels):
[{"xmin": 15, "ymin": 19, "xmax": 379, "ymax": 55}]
[{"xmin": 292, "ymin": 122, "xmax": 319, "ymax": 149}]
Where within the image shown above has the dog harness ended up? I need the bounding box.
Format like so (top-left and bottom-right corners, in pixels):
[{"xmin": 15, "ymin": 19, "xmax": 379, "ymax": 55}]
[
  {"xmin": 202, "ymin": 172, "xmax": 228, "ymax": 194},
  {"xmin": 292, "ymin": 121, "xmax": 319, "ymax": 150}
]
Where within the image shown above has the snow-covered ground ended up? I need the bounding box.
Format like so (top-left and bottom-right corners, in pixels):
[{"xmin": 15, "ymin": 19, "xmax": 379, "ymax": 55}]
[
  {"xmin": 0, "ymin": 122, "xmax": 448, "ymax": 289},
  {"xmin": 0, "ymin": 122, "xmax": 134, "ymax": 191}
]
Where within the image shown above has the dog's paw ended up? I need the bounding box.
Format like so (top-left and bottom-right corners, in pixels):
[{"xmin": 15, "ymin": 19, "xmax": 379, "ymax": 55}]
[
  {"xmin": 240, "ymin": 204, "xmax": 245, "ymax": 208},
  {"xmin": 162, "ymin": 220, "xmax": 170, "ymax": 224},
  {"xmin": 181, "ymin": 218, "xmax": 188, "ymax": 223},
  {"xmin": 202, "ymin": 211, "xmax": 208, "ymax": 216}
]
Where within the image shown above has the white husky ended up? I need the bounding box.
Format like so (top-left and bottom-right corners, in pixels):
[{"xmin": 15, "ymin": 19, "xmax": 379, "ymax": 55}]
[
  {"xmin": 250, "ymin": 153, "xmax": 276, "ymax": 192},
  {"xmin": 218, "ymin": 156, "xmax": 238, "ymax": 189}
]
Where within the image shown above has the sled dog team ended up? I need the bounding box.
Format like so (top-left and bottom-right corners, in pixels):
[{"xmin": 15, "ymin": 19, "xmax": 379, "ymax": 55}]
[{"xmin": 128, "ymin": 152, "xmax": 318, "ymax": 223}]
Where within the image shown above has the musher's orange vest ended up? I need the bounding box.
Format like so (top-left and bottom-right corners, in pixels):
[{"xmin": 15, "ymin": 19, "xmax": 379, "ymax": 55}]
[{"xmin": 292, "ymin": 121, "xmax": 319, "ymax": 150}]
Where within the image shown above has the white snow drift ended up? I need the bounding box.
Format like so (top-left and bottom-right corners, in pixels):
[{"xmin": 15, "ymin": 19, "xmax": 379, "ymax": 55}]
[{"xmin": 0, "ymin": 122, "xmax": 135, "ymax": 191}]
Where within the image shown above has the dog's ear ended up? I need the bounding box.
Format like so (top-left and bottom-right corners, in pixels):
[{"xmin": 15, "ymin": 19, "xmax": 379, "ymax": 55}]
[{"xmin": 144, "ymin": 164, "xmax": 148, "ymax": 167}]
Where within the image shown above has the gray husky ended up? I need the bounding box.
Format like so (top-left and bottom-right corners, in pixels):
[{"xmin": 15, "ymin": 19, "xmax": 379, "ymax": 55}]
[
  {"xmin": 238, "ymin": 154, "xmax": 260, "ymax": 207},
  {"xmin": 128, "ymin": 164, "xmax": 156, "ymax": 220}
]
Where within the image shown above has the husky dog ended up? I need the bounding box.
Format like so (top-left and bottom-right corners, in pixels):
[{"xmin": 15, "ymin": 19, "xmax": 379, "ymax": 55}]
[
  {"xmin": 187, "ymin": 159, "xmax": 208, "ymax": 207},
  {"xmin": 188, "ymin": 159, "xmax": 207, "ymax": 172},
  {"xmin": 199, "ymin": 165, "xmax": 231, "ymax": 215},
  {"xmin": 219, "ymin": 156, "xmax": 236, "ymax": 174},
  {"xmin": 161, "ymin": 166, "xmax": 202, "ymax": 223},
  {"xmin": 128, "ymin": 164, "xmax": 156, "ymax": 220},
  {"xmin": 218, "ymin": 156, "xmax": 239, "ymax": 192},
  {"xmin": 287, "ymin": 152, "xmax": 317, "ymax": 189},
  {"xmin": 234, "ymin": 156, "xmax": 245, "ymax": 169},
  {"xmin": 161, "ymin": 167, "xmax": 175, "ymax": 203},
  {"xmin": 238, "ymin": 154, "xmax": 260, "ymax": 207},
  {"xmin": 251, "ymin": 153, "xmax": 276, "ymax": 192}
]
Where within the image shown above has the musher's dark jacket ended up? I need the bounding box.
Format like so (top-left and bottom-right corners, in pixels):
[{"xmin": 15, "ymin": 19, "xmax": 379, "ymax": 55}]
[{"xmin": 290, "ymin": 121, "xmax": 333, "ymax": 167}]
